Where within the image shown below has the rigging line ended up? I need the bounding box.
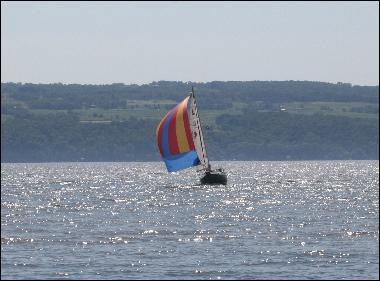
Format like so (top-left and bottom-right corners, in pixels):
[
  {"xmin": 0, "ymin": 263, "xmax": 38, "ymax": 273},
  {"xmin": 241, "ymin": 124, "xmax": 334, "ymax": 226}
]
[{"xmin": 191, "ymin": 86, "xmax": 209, "ymax": 167}]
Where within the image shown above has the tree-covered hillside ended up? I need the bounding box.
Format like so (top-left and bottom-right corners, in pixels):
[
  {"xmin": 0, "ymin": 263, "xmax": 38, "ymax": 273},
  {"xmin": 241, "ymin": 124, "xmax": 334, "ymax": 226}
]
[{"xmin": 1, "ymin": 81, "xmax": 378, "ymax": 162}]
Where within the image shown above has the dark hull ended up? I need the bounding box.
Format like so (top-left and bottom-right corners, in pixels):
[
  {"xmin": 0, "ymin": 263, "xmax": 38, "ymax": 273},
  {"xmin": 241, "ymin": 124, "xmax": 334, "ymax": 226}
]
[{"xmin": 200, "ymin": 171, "xmax": 227, "ymax": 185}]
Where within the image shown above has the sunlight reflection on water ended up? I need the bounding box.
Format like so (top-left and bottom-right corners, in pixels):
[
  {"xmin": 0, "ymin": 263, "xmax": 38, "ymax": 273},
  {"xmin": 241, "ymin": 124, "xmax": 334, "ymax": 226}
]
[{"xmin": 1, "ymin": 161, "xmax": 379, "ymax": 279}]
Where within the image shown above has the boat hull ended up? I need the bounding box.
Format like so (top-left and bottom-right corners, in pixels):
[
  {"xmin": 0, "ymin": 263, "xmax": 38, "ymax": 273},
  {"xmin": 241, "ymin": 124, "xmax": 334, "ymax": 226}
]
[{"xmin": 200, "ymin": 171, "xmax": 227, "ymax": 185}]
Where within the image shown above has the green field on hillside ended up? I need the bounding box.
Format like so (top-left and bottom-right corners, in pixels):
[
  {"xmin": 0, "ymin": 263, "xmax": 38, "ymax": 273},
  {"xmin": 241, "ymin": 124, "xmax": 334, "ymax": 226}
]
[{"xmin": 21, "ymin": 101, "xmax": 378, "ymax": 126}]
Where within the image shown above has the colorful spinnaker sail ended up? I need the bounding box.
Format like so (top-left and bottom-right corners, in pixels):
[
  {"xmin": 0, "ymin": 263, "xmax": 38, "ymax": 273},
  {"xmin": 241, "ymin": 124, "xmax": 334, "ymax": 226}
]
[
  {"xmin": 157, "ymin": 88, "xmax": 226, "ymax": 184},
  {"xmin": 156, "ymin": 96, "xmax": 200, "ymax": 172}
]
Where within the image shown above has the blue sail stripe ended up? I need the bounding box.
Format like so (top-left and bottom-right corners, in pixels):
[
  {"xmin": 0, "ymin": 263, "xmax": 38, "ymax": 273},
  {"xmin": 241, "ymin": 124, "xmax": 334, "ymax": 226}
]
[{"xmin": 163, "ymin": 150, "xmax": 200, "ymax": 172}]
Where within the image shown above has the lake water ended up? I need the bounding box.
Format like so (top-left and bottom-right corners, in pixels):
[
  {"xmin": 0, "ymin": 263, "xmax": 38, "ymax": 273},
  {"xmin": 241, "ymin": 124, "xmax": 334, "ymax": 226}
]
[{"xmin": 1, "ymin": 161, "xmax": 379, "ymax": 280}]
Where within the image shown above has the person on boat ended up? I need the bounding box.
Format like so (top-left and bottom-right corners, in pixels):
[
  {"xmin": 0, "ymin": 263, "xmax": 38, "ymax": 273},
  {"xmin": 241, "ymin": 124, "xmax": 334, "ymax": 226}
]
[{"xmin": 204, "ymin": 164, "xmax": 212, "ymax": 175}]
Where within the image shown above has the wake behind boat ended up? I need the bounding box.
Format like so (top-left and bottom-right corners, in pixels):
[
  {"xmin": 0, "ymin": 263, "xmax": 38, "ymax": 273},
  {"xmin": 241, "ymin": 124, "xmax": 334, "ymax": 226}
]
[{"xmin": 156, "ymin": 87, "xmax": 227, "ymax": 185}]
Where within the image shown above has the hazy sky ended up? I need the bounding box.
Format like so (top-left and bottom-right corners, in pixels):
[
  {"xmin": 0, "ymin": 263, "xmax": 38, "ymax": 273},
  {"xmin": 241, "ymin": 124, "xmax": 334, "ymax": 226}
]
[{"xmin": 1, "ymin": 1, "xmax": 379, "ymax": 85}]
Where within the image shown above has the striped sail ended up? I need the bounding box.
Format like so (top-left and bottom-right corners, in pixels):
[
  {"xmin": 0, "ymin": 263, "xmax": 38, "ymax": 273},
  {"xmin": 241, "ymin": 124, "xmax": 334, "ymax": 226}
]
[{"xmin": 156, "ymin": 97, "xmax": 200, "ymax": 172}]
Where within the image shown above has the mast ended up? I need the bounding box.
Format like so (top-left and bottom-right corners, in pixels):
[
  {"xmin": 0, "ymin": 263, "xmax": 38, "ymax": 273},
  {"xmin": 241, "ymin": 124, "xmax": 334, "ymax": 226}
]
[{"xmin": 190, "ymin": 86, "xmax": 210, "ymax": 170}]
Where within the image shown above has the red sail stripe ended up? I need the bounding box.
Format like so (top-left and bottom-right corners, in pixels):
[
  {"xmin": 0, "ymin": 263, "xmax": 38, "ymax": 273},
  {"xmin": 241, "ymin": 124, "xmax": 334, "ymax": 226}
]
[
  {"xmin": 156, "ymin": 112, "xmax": 170, "ymax": 156},
  {"xmin": 183, "ymin": 98, "xmax": 195, "ymax": 150},
  {"xmin": 168, "ymin": 106, "xmax": 180, "ymax": 155}
]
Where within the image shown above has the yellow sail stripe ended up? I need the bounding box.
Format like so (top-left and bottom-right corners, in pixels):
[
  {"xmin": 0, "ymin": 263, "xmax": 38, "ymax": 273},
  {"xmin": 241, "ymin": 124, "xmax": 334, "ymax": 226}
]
[{"xmin": 176, "ymin": 99, "xmax": 190, "ymax": 153}]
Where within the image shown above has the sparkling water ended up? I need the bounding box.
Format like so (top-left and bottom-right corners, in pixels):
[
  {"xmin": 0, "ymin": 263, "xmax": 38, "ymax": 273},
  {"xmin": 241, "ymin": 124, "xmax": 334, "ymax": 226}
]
[{"xmin": 1, "ymin": 161, "xmax": 378, "ymax": 279}]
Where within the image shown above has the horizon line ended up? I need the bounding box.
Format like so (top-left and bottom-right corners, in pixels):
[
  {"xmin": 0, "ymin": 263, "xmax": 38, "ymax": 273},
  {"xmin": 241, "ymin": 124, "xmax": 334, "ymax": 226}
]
[{"xmin": 1, "ymin": 80, "xmax": 379, "ymax": 87}]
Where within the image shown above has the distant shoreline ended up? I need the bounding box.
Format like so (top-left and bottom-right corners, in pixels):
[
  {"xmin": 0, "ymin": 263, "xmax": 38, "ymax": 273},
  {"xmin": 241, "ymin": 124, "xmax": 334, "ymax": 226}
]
[
  {"xmin": 2, "ymin": 159, "xmax": 379, "ymax": 165},
  {"xmin": 2, "ymin": 81, "xmax": 378, "ymax": 163}
]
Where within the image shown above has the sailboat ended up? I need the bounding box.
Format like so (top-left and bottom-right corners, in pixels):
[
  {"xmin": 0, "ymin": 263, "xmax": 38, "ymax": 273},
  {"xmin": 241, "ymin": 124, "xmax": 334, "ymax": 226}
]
[{"xmin": 156, "ymin": 87, "xmax": 227, "ymax": 185}]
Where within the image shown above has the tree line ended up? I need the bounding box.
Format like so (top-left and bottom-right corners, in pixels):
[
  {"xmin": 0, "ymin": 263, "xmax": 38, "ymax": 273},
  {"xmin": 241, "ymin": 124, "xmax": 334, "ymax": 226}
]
[
  {"xmin": 1, "ymin": 81, "xmax": 378, "ymax": 162},
  {"xmin": 2, "ymin": 81, "xmax": 378, "ymax": 111}
]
